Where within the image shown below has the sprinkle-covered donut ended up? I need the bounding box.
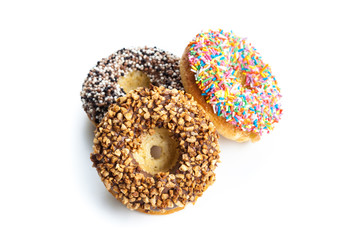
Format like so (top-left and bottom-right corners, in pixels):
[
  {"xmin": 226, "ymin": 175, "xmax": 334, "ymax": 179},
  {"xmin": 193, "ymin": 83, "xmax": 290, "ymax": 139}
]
[
  {"xmin": 81, "ymin": 47, "xmax": 184, "ymax": 125},
  {"xmin": 180, "ymin": 30, "xmax": 283, "ymax": 142},
  {"xmin": 91, "ymin": 86, "xmax": 220, "ymax": 214}
]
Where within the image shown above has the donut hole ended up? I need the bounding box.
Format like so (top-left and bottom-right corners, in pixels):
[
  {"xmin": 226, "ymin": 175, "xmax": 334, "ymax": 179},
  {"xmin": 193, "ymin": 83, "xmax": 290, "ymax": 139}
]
[
  {"xmin": 133, "ymin": 128, "xmax": 179, "ymax": 175},
  {"xmin": 118, "ymin": 70, "xmax": 150, "ymax": 93},
  {"xmin": 150, "ymin": 145, "xmax": 162, "ymax": 159},
  {"xmin": 235, "ymin": 70, "xmax": 247, "ymax": 86}
]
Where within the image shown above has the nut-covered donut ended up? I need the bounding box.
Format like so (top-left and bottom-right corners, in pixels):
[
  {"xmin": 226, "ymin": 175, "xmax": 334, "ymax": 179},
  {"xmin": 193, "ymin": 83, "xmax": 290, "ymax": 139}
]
[
  {"xmin": 180, "ymin": 30, "xmax": 283, "ymax": 142},
  {"xmin": 81, "ymin": 47, "xmax": 184, "ymax": 125},
  {"xmin": 91, "ymin": 86, "xmax": 220, "ymax": 214}
]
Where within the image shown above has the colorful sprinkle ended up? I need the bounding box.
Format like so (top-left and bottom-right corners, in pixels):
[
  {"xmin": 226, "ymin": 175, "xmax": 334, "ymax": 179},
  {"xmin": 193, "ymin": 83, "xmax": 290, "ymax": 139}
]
[{"xmin": 188, "ymin": 30, "xmax": 283, "ymax": 135}]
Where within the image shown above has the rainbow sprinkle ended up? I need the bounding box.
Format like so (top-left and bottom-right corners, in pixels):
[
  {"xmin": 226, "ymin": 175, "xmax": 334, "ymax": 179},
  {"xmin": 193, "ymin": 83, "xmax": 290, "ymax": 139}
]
[{"xmin": 188, "ymin": 29, "xmax": 283, "ymax": 135}]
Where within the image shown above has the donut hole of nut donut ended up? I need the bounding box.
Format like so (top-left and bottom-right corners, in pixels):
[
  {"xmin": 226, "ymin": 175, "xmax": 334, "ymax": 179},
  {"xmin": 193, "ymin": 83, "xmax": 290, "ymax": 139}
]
[
  {"xmin": 150, "ymin": 146, "xmax": 162, "ymax": 159},
  {"xmin": 133, "ymin": 128, "xmax": 180, "ymax": 175},
  {"xmin": 117, "ymin": 70, "xmax": 151, "ymax": 92}
]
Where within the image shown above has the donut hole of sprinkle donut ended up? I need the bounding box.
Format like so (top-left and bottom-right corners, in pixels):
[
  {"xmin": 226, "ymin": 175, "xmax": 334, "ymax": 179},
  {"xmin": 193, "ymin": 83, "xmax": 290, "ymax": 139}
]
[
  {"xmin": 133, "ymin": 128, "xmax": 180, "ymax": 175},
  {"xmin": 117, "ymin": 70, "xmax": 151, "ymax": 93}
]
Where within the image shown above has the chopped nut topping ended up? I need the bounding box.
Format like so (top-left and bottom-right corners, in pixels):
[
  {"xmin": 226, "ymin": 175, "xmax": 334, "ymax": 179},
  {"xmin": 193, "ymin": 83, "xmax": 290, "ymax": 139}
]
[
  {"xmin": 186, "ymin": 136, "xmax": 196, "ymax": 143},
  {"xmin": 90, "ymin": 86, "xmax": 220, "ymax": 214},
  {"xmin": 124, "ymin": 112, "xmax": 132, "ymax": 120},
  {"xmin": 179, "ymin": 164, "xmax": 188, "ymax": 172},
  {"xmin": 144, "ymin": 112, "xmax": 150, "ymax": 119}
]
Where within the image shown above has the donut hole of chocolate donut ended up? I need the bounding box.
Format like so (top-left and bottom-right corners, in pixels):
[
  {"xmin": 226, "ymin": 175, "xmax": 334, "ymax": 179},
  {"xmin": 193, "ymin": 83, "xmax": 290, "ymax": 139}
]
[
  {"xmin": 118, "ymin": 70, "xmax": 150, "ymax": 92},
  {"xmin": 133, "ymin": 128, "xmax": 179, "ymax": 175}
]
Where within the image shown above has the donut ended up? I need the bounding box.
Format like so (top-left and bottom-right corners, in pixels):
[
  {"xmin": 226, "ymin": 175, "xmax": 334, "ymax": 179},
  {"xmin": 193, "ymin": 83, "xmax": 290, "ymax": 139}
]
[
  {"xmin": 180, "ymin": 29, "xmax": 283, "ymax": 142},
  {"xmin": 90, "ymin": 86, "xmax": 220, "ymax": 214},
  {"xmin": 81, "ymin": 47, "xmax": 184, "ymax": 125}
]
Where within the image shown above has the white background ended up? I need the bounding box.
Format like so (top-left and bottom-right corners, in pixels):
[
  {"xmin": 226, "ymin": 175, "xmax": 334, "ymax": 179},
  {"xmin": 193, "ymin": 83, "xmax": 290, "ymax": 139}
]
[{"xmin": 1, "ymin": 0, "xmax": 359, "ymax": 239}]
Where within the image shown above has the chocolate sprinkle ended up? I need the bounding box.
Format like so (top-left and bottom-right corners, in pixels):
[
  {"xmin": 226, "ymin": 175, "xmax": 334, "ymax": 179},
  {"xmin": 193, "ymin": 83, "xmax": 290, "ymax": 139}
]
[{"xmin": 81, "ymin": 47, "xmax": 184, "ymax": 124}]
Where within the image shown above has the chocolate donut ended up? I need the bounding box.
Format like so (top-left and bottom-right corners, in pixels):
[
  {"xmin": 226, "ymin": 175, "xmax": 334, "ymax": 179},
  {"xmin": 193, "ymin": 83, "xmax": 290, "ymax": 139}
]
[
  {"xmin": 91, "ymin": 86, "xmax": 220, "ymax": 214},
  {"xmin": 81, "ymin": 47, "xmax": 184, "ymax": 125}
]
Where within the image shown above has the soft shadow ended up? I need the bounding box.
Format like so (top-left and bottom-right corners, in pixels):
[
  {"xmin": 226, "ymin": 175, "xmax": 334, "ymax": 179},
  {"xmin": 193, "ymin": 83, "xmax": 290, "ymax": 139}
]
[
  {"xmin": 101, "ymin": 190, "xmax": 144, "ymax": 216},
  {"xmin": 218, "ymin": 135, "xmax": 252, "ymax": 148},
  {"xmin": 84, "ymin": 120, "xmax": 95, "ymax": 145}
]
